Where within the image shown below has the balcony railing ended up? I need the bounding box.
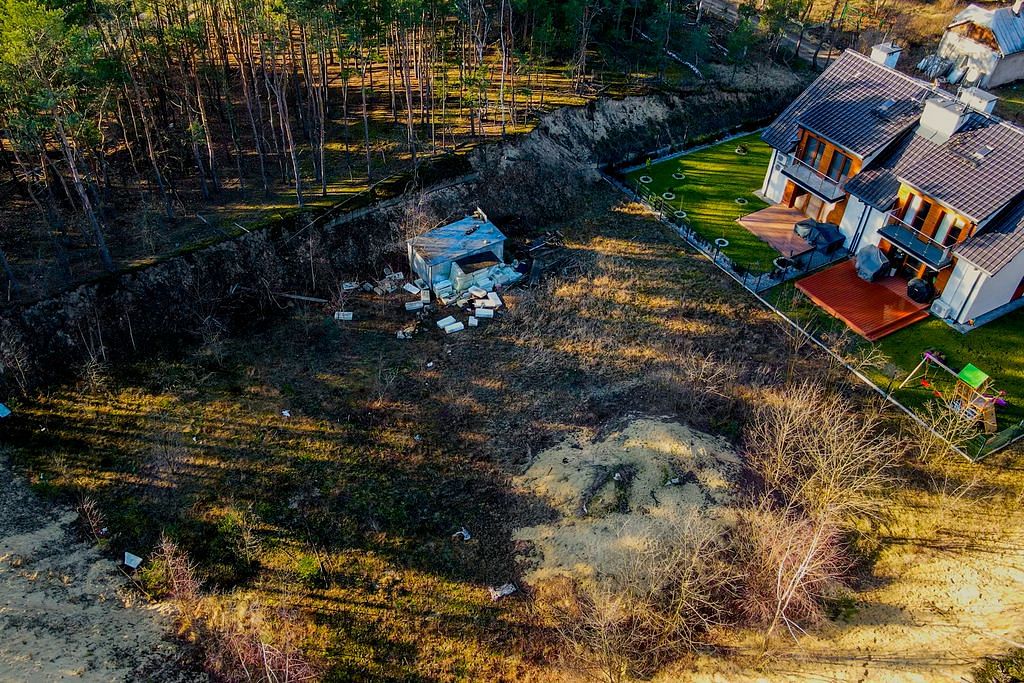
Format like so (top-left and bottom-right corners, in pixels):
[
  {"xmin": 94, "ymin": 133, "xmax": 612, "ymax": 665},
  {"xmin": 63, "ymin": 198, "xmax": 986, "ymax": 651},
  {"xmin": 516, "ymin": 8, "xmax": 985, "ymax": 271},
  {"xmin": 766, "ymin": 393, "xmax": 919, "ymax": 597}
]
[
  {"xmin": 878, "ymin": 215, "xmax": 953, "ymax": 269},
  {"xmin": 781, "ymin": 156, "xmax": 848, "ymax": 202}
]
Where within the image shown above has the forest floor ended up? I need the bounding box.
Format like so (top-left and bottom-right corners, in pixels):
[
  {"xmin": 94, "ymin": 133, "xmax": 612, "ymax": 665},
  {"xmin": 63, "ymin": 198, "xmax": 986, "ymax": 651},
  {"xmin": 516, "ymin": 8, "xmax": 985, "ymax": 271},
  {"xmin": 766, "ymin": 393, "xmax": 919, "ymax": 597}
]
[{"xmin": 3, "ymin": 183, "xmax": 1023, "ymax": 681}]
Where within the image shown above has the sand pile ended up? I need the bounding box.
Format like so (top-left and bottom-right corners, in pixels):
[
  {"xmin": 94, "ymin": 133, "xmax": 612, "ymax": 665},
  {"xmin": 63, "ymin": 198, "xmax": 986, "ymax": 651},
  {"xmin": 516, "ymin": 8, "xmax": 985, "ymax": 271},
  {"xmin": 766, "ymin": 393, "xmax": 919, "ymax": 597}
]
[
  {"xmin": 513, "ymin": 418, "xmax": 742, "ymax": 585},
  {"xmin": 0, "ymin": 459, "xmax": 202, "ymax": 682}
]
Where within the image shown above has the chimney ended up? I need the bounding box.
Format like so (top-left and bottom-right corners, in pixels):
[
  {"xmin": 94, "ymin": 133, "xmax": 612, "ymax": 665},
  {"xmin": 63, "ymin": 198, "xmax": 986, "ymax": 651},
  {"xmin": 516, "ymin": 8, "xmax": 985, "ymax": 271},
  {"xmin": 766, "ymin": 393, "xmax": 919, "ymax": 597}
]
[
  {"xmin": 959, "ymin": 86, "xmax": 998, "ymax": 114},
  {"xmin": 917, "ymin": 96, "xmax": 970, "ymax": 144},
  {"xmin": 870, "ymin": 42, "xmax": 903, "ymax": 68}
]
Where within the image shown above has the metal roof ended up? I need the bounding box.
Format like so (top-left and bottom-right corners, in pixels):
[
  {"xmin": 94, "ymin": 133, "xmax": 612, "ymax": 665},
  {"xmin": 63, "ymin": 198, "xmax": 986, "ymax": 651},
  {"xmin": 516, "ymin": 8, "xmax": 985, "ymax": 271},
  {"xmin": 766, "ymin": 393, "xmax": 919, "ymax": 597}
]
[
  {"xmin": 949, "ymin": 4, "xmax": 1024, "ymax": 56},
  {"xmin": 762, "ymin": 50, "xmax": 935, "ymax": 157},
  {"xmin": 956, "ymin": 196, "xmax": 1024, "ymax": 274},
  {"xmin": 408, "ymin": 215, "xmax": 506, "ymax": 267}
]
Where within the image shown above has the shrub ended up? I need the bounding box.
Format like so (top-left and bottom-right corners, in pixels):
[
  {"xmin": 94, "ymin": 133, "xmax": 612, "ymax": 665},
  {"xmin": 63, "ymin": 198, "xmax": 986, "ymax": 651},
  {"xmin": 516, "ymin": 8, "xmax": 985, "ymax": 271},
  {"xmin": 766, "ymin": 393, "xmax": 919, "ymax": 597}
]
[
  {"xmin": 538, "ymin": 517, "xmax": 733, "ymax": 682},
  {"xmin": 734, "ymin": 500, "xmax": 847, "ymax": 639},
  {"xmin": 745, "ymin": 382, "xmax": 899, "ymax": 525}
]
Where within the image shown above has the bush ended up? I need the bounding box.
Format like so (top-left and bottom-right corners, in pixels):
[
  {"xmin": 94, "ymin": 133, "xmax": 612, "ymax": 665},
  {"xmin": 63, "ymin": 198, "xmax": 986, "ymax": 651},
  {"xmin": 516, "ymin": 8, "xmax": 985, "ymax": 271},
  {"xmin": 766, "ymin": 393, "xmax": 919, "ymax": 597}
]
[
  {"xmin": 538, "ymin": 517, "xmax": 733, "ymax": 682},
  {"xmin": 734, "ymin": 501, "xmax": 847, "ymax": 639},
  {"xmin": 745, "ymin": 382, "xmax": 899, "ymax": 525},
  {"xmin": 974, "ymin": 649, "xmax": 1024, "ymax": 683}
]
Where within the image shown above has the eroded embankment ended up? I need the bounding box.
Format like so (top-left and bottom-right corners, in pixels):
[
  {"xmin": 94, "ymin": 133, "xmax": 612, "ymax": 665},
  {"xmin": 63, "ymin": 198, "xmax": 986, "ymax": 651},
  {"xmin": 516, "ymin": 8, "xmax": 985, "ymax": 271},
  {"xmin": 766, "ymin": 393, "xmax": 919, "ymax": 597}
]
[{"xmin": 0, "ymin": 76, "xmax": 805, "ymax": 398}]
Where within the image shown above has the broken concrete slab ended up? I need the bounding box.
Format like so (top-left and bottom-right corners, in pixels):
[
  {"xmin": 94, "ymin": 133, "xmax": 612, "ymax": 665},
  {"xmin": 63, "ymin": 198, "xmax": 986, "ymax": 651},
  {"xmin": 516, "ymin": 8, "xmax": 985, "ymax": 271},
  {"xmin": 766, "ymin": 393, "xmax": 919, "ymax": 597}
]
[
  {"xmin": 436, "ymin": 315, "xmax": 457, "ymax": 329},
  {"xmin": 403, "ymin": 283, "xmax": 421, "ymax": 295},
  {"xmin": 468, "ymin": 316, "xmax": 479, "ymax": 327},
  {"xmin": 405, "ymin": 301, "xmax": 424, "ymax": 312},
  {"xmin": 476, "ymin": 308, "xmax": 494, "ymax": 319}
]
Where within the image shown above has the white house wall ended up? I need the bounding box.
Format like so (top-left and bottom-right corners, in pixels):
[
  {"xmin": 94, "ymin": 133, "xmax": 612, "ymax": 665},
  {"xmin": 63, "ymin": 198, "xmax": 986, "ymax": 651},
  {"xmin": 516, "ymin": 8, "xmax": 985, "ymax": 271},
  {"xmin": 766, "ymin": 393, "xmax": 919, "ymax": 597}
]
[
  {"xmin": 934, "ymin": 248, "xmax": 1024, "ymax": 323},
  {"xmin": 938, "ymin": 31, "xmax": 1001, "ymax": 85},
  {"xmin": 988, "ymin": 51, "xmax": 1024, "ymax": 87},
  {"xmin": 761, "ymin": 150, "xmax": 788, "ymax": 204},
  {"xmin": 838, "ymin": 194, "xmax": 889, "ymax": 253}
]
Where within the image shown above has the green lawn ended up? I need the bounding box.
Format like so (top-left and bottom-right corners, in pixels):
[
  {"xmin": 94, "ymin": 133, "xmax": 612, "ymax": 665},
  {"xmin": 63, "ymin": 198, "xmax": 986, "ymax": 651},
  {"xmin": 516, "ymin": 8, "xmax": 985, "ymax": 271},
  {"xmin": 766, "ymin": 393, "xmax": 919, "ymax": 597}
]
[
  {"xmin": 875, "ymin": 309, "xmax": 1024, "ymax": 430},
  {"xmin": 624, "ymin": 132, "xmax": 780, "ymax": 272}
]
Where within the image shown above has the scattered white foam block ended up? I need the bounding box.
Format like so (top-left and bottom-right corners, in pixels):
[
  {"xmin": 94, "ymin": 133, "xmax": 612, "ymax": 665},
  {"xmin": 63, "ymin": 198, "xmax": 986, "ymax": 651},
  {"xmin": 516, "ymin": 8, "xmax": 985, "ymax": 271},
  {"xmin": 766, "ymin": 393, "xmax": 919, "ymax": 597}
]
[
  {"xmin": 469, "ymin": 286, "xmax": 487, "ymax": 298},
  {"xmin": 124, "ymin": 552, "xmax": 143, "ymax": 570},
  {"xmin": 487, "ymin": 292, "xmax": 503, "ymax": 308},
  {"xmin": 468, "ymin": 316, "xmax": 479, "ymax": 327},
  {"xmin": 362, "ymin": 282, "xmax": 375, "ymax": 292},
  {"xmin": 444, "ymin": 322, "xmax": 465, "ymax": 334},
  {"xmin": 405, "ymin": 301, "xmax": 424, "ymax": 311},
  {"xmin": 420, "ymin": 289, "xmax": 431, "ymax": 303},
  {"xmin": 414, "ymin": 278, "xmax": 427, "ymax": 289},
  {"xmin": 372, "ymin": 286, "xmax": 385, "ymax": 296},
  {"xmin": 403, "ymin": 282, "xmax": 420, "ymax": 294},
  {"xmin": 435, "ymin": 279, "xmax": 453, "ymax": 291},
  {"xmin": 387, "ymin": 271, "xmax": 404, "ymax": 281},
  {"xmin": 436, "ymin": 315, "xmax": 457, "ymax": 329},
  {"xmin": 334, "ymin": 311, "xmax": 354, "ymax": 321},
  {"xmin": 476, "ymin": 308, "xmax": 494, "ymax": 319},
  {"xmin": 343, "ymin": 281, "xmax": 359, "ymax": 291}
]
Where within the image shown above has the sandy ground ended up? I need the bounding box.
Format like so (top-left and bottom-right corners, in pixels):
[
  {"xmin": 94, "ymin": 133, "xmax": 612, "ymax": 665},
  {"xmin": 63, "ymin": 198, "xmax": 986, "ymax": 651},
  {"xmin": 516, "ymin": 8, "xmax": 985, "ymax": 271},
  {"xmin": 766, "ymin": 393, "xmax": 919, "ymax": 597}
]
[
  {"xmin": 0, "ymin": 460, "xmax": 203, "ymax": 682},
  {"xmin": 513, "ymin": 418, "xmax": 741, "ymax": 585},
  {"xmin": 677, "ymin": 508, "xmax": 1024, "ymax": 683}
]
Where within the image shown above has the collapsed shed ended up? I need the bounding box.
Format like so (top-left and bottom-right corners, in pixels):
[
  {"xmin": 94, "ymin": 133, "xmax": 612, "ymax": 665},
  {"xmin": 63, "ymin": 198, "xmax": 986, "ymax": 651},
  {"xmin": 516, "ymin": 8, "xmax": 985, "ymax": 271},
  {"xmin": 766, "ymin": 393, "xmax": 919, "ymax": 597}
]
[{"xmin": 407, "ymin": 211, "xmax": 511, "ymax": 294}]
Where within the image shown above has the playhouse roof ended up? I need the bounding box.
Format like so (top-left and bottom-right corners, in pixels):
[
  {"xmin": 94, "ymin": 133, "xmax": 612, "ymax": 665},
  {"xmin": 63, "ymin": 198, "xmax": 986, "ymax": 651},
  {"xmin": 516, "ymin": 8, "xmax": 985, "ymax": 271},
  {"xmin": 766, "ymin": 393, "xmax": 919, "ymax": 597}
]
[
  {"xmin": 958, "ymin": 363, "xmax": 990, "ymax": 389},
  {"xmin": 408, "ymin": 215, "xmax": 506, "ymax": 267}
]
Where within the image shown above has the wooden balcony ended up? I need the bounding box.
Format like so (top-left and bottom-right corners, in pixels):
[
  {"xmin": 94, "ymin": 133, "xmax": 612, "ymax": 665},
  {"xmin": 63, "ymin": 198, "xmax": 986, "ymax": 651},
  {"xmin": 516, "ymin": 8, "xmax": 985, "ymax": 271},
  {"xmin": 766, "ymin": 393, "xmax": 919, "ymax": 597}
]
[{"xmin": 796, "ymin": 260, "xmax": 930, "ymax": 340}]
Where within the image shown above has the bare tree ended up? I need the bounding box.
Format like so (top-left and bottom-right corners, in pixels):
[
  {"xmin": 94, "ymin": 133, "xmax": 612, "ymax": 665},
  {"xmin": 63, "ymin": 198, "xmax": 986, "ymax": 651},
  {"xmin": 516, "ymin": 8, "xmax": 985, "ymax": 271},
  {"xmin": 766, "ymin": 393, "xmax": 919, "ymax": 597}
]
[
  {"xmin": 746, "ymin": 382, "xmax": 900, "ymax": 525},
  {"xmin": 734, "ymin": 499, "xmax": 847, "ymax": 640}
]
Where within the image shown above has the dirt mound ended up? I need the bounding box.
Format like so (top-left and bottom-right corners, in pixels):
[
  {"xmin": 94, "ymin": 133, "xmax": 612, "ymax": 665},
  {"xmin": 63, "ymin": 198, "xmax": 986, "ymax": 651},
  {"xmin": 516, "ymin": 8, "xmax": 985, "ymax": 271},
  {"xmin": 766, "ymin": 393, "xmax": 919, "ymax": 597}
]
[
  {"xmin": 0, "ymin": 459, "xmax": 203, "ymax": 682},
  {"xmin": 512, "ymin": 418, "xmax": 742, "ymax": 585}
]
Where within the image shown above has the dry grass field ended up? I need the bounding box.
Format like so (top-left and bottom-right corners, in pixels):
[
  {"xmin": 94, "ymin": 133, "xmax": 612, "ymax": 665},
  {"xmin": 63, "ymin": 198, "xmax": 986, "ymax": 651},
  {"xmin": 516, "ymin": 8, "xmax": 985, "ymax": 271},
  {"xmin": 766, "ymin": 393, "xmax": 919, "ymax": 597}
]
[{"xmin": 4, "ymin": 184, "xmax": 1024, "ymax": 681}]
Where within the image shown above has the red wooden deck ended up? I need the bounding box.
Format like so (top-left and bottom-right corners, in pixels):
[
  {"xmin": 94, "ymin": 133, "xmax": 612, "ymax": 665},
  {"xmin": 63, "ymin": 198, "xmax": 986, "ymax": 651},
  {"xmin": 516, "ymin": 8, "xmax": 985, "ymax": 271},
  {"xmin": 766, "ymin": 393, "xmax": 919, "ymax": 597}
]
[{"xmin": 796, "ymin": 260, "xmax": 930, "ymax": 341}]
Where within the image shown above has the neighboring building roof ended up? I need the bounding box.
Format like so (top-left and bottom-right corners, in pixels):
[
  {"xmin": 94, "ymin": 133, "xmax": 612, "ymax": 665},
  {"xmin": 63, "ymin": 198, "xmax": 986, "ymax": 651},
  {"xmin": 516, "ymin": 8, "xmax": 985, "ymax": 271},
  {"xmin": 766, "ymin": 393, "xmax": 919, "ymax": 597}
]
[
  {"xmin": 846, "ymin": 113, "xmax": 1024, "ymax": 223},
  {"xmin": 948, "ymin": 4, "xmax": 1024, "ymax": 56},
  {"xmin": 956, "ymin": 196, "xmax": 1024, "ymax": 274},
  {"xmin": 408, "ymin": 215, "xmax": 506, "ymax": 267},
  {"xmin": 762, "ymin": 50, "xmax": 934, "ymax": 158}
]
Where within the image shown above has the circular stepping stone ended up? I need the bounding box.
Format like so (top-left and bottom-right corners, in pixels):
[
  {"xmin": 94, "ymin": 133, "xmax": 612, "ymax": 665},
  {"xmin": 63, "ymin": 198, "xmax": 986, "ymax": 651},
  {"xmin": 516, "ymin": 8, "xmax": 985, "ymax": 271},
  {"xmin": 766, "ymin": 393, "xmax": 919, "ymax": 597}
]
[
  {"xmin": 639, "ymin": 175, "xmax": 653, "ymax": 184},
  {"xmin": 662, "ymin": 192, "xmax": 676, "ymax": 200},
  {"xmin": 735, "ymin": 197, "xmax": 749, "ymax": 205}
]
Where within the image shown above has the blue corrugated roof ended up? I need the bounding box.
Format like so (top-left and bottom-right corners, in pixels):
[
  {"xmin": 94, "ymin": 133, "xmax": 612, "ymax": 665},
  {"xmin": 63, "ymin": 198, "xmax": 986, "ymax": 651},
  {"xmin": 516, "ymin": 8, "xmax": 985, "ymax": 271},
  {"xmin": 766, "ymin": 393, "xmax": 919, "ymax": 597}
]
[
  {"xmin": 950, "ymin": 4, "xmax": 1024, "ymax": 55},
  {"xmin": 409, "ymin": 215, "xmax": 506, "ymax": 267}
]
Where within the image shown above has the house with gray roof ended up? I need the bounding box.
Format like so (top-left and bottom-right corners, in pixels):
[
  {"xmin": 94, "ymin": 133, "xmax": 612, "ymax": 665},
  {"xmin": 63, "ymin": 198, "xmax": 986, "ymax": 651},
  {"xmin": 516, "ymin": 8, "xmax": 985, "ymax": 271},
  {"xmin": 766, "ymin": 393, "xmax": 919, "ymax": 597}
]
[
  {"xmin": 938, "ymin": 1, "xmax": 1024, "ymax": 88},
  {"xmin": 760, "ymin": 46, "xmax": 1024, "ymax": 333}
]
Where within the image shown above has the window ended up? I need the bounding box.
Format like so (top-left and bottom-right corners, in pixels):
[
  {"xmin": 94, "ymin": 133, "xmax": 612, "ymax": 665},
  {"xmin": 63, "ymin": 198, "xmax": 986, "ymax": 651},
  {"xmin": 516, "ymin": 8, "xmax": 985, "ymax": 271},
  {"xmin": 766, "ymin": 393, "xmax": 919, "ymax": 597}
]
[
  {"xmin": 902, "ymin": 194, "xmax": 932, "ymax": 232},
  {"xmin": 825, "ymin": 152, "xmax": 853, "ymax": 182},
  {"xmin": 935, "ymin": 214, "xmax": 967, "ymax": 246},
  {"xmin": 801, "ymin": 137, "xmax": 824, "ymax": 169}
]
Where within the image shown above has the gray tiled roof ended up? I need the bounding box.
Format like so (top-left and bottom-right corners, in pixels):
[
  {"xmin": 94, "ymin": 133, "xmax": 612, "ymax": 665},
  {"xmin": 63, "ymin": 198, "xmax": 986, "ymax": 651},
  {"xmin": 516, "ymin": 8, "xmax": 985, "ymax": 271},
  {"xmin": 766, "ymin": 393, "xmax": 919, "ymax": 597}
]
[
  {"xmin": 956, "ymin": 198, "xmax": 1024, "ymax": 274},
  {"xmin": 847, "ymin": 114, "xmax": 1024, "ymax": 223},
  {"xmin": 949, "ymin": 4, "xmax": 1024, "ymax": 56},
  {"xmin": 762, "ymin": 50, "xmax": 934, "ymax": 157}
]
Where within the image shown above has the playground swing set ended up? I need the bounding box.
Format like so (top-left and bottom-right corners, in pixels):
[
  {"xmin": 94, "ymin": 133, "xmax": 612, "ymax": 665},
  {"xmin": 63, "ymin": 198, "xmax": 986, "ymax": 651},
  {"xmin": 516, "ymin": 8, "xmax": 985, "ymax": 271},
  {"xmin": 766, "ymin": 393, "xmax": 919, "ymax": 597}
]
[{"xmin": 897, "ymin": 351, "xmax": 1006, "ymax": 434}]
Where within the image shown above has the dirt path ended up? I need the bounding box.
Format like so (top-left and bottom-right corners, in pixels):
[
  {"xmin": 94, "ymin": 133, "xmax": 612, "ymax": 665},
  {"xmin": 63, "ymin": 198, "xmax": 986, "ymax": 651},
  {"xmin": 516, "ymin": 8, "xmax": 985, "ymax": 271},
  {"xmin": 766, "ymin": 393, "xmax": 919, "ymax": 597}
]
[
  {"xmin": 677, "ymin": 508, "xmax": 1024, "ymax": 682},
  {"xmin": 0, "ymin": 460, "xmax": 203, "ymax": 682}
]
